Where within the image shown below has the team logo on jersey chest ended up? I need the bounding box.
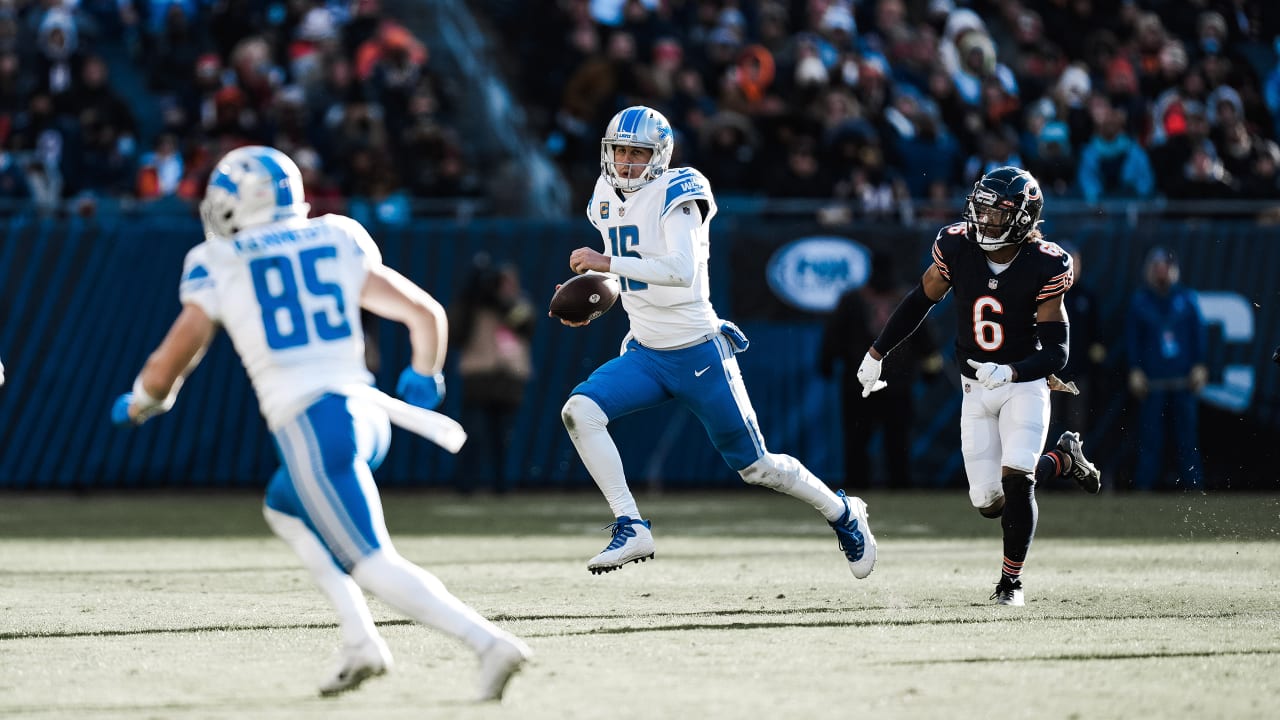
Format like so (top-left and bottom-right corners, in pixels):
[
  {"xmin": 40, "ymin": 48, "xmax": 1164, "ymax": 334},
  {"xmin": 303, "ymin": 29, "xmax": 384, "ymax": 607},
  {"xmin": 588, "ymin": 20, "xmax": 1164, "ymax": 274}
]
[
  {"xmin": 599, "ymin": 202, "xmax": 609, "ymax": 219},
  {"xmin": 988, "ymin": 278, "xmax": 998, "ymax": 289}
]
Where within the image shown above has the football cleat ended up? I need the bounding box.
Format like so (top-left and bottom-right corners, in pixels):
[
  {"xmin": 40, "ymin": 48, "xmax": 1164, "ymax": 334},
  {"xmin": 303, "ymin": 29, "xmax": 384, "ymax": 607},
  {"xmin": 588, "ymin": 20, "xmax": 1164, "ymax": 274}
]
[
  {"xmin": 476, "ymin": 631, "xmax": 533, "ymax": 702},
  {"xmin": 991, "ymin": 577, "xmax": 1025, "ymax": 606},
  {"xmin": 587, "ymin": 516, "xmax": 655, "ymax": 574},
  {"xmin": 318, "ymin": 636, "xmax": 393, "ymax": 697},
  {"xmin": 830, "ymin": 490, "xmax": 877, "ymax": 579},
  {"xmin": 1056, "ymin": 431, "xmax": 1101, "ymax": 494}
]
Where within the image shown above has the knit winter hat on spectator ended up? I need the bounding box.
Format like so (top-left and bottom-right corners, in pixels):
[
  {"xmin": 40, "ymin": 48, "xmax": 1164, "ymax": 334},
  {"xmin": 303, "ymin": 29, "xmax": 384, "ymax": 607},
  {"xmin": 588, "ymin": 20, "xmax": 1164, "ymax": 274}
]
[
  {"xmin": 297, "ymin": 7, "xmax": 339, "ymax": 42},
  {"xmin": 1057, "ymin": 65, "xmax": 1091, "ymax": 108},
  {"xmin": 1206, "ymin": 86, "xmax": 1243, "ymax": 126}
]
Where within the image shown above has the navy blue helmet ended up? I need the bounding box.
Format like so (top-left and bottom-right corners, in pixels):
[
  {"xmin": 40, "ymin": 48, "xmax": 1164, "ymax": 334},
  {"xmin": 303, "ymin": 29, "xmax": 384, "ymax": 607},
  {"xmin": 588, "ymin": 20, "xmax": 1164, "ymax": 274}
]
[{"xmin": 963, "ymin": 166, "xmax": 1044, "ymax": 250}]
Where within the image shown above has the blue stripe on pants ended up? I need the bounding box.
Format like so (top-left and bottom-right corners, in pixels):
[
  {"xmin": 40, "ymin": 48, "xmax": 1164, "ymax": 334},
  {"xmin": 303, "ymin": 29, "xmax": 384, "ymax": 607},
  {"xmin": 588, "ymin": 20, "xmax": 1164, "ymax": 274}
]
[{"xmin": 265, "ymin": 393, "xmax": 393, "ymax": 570}]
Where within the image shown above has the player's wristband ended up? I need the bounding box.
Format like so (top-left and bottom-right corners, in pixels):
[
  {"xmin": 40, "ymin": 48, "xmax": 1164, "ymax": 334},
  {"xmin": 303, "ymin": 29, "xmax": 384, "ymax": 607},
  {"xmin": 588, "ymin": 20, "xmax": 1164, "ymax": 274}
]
[
  {"xmin": 1010, "ymin": 321, "xmax": 1069, "ymax": 382},
  {"xmin": 132, "ymin": 374, "xmax": 178, "ymax": 414},
  {"xmin": 871, "ymin": 283, "xmax": 937, "ymax": 357}
]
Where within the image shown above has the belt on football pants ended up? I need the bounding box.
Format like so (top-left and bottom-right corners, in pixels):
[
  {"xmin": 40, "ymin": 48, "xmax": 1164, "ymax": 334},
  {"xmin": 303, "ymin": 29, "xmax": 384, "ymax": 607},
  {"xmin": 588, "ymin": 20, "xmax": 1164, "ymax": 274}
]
[{"xmin": 638, "ymin": 332, "xmax": 719, "ymax": 352}]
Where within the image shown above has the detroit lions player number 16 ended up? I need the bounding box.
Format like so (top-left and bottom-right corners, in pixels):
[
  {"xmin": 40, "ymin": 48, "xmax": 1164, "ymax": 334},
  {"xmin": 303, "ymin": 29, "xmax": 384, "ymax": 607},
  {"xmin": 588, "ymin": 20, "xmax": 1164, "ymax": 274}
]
[
  {"xmin": 110, "ymin": 145, "xmax": 530, "ymax": 701},
  {"xmin": 553, "ymin": 106, "xmax": 877, "ymax": 580}
]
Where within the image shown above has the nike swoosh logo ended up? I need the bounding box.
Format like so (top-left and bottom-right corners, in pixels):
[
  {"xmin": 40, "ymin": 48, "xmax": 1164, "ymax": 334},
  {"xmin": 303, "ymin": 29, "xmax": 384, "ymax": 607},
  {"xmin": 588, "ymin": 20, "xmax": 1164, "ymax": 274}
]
[{"xmin": 694, "ymin": 366, "xmax": 711, "ymax": 377}]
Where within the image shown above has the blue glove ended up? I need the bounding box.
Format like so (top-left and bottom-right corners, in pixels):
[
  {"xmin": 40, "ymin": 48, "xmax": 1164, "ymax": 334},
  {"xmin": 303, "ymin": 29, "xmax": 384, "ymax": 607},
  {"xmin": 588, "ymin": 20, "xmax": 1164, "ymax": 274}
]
[
  {"xmin": 397, "ymin": 367, "xmax": 445, "ymax": 411},
  {"xmin": 111, "ymin": 393, "xmax": 136, "ymax": 427}
]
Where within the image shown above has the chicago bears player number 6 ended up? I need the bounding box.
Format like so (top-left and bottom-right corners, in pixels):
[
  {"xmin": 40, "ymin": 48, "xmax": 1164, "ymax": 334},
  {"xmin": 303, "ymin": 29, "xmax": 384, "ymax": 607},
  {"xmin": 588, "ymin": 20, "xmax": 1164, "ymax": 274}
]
[
  {"xmin": 856, "ymin": 166, "xmax": 1101, "ymax": 606},
  {"xmin": 554, "ymin": 106, "xmax": 877, "ymax": 580}
]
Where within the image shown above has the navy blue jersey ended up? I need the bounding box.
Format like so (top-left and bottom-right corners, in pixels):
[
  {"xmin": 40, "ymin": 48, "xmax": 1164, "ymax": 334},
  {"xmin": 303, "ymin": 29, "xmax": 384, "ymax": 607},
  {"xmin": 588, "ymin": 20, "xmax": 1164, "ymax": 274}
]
[{"xmin": 931, "ymin": 223, "xmax": 1073, "ymax": 378}]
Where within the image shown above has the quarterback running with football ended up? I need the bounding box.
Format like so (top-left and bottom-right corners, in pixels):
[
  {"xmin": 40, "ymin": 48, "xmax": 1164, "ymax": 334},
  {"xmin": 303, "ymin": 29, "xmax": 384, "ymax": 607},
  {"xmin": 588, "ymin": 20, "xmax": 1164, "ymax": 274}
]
[
  {"xmin": 111, "ymin": 146, "xmax": 530, "ymax": 700},
  {"xmin": 856, "ymin": 166, "xmax": 1101, "ymax": 606},
  {"xmin": 555, "ymin": 105, "xmax": 876, "ymax": 580}
]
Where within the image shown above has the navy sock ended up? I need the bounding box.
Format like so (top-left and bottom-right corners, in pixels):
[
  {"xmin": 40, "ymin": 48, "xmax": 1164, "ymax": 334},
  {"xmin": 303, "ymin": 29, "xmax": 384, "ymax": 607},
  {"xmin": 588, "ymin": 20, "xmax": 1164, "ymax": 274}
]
[
  {"xmin": 1000, "ymin": 473, "xmax": 1038, "ymax": 583},
  {"xmin": 1034, "ymin": 450, "xmax": 1066, "ymax": 482}
]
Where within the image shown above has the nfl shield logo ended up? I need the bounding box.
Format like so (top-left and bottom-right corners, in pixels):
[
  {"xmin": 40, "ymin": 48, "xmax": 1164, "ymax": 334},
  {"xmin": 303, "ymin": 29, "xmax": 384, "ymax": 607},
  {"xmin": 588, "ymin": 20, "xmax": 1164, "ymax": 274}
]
[
  {"xmin": 619, "ymin": 206, "xmax": 626, "ymax": 217},
  {"xmin": 600, "ymin": 202, "xmax": 610, "ymax": 219},
  {"xmin": 988, "ymin": 278, "xmax": 998, "ymax": 289}
]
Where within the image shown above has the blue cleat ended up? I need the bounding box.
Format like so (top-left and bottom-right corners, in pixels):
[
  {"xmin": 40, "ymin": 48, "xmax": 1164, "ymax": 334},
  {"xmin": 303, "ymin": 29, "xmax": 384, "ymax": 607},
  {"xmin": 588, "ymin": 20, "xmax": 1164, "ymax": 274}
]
[{"xmin": 831, "ymin": 490, "xmax": 877, "ymax": 579}]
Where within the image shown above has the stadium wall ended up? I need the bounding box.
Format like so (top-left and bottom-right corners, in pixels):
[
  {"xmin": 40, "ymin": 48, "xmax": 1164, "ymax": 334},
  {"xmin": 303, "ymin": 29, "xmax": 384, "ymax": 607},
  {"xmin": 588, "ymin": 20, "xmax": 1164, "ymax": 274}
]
[{"xmin": 0, "ymin": 213, "xmax": 1276, "ymax": 490}]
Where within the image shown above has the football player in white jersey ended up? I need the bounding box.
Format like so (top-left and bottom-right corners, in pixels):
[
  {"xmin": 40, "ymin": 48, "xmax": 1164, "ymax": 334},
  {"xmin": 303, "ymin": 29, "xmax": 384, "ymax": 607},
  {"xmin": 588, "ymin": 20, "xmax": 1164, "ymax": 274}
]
[
  {"xmin": 111, "ymin": 146, "xmax": 530, "ymax": 701},
  {"xmin": 855, "ymin": 167, "xmax": 1102, "ymax": 606},
  {"xmin": 556, "ymin": 106, "xmax": 877, "ymax": 580}
]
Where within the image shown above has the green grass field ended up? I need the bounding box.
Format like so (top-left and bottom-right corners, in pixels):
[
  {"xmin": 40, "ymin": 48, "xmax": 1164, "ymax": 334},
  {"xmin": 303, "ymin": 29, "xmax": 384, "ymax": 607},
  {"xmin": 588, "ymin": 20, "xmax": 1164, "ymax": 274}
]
[{"xmin": 2, "ymin": 490, "xmax": 1279, "ymax": 719}]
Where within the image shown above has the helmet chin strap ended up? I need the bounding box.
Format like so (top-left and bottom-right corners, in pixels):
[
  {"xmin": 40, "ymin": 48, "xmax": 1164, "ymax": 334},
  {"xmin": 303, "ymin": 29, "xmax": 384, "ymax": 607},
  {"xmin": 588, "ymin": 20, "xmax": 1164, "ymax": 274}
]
[{"xmin": 977, "ymin": 232, "xmax": 1017, "ymax": 250}]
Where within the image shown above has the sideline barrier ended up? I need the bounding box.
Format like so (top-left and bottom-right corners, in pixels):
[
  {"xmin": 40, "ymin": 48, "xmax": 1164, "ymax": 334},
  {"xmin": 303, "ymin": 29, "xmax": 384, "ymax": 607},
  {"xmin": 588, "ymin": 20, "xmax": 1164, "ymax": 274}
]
[{"xmin": 0, "ymin": 213, "xmax": 1276, "ymax": 489}]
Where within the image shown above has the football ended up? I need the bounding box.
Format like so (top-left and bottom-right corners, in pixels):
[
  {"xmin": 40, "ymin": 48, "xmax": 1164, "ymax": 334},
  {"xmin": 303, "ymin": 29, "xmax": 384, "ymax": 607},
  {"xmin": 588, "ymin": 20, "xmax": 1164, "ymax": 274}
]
[{"xmin": 549, "ymin": 273, "xmax": 621, "ymax": 323}]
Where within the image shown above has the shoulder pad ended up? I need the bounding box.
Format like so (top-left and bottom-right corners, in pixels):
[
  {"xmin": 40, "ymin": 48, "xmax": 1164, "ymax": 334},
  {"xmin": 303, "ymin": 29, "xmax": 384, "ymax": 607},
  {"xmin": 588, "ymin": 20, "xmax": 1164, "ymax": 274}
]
[
  {"xmin": 661, "ymin": 167, "xmax": 714, "ymax": 218},
  {"xmin": 930, "ymin": 223, "xmax": 969, "ymax": 282},
  {"xmin": 179, "ymin": 241, "xmax": 219, "ymax": 318},
  {"xmin": 1033, "ymin": 241, "xmax": 1074, "ymax": 301},
  {"xmin": 319, "ymin": 213, "xmax": 381, "ymax": 264},
  {"xmin": 180, "ymin": 243, "xmax": 213, "ymax": 288},
  {"xmin": 935, "ymin": 222, "xmax": 968, "ymax": 244}
]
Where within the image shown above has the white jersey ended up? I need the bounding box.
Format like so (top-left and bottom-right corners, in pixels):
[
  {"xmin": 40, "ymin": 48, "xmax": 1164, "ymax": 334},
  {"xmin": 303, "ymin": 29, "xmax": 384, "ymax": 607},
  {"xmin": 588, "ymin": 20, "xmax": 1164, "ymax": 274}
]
[
  {"xmin": 179, "ymin": 214, "xmax": 378, "ymax": 429},
  {"xmin": 586, "ymin": 167, "xmax": 721, "ymax": 348}
]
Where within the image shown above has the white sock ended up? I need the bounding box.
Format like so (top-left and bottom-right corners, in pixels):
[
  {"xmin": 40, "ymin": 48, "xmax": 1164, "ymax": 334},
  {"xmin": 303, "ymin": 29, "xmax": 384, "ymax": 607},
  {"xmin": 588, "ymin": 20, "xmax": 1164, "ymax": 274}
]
[
  {"xmin": 562, "ymin": 395, "xmax": 641, "ymax": 519},
  {"xmin": 263, "ymin": 506, "xmax": 379, "ymax": 647},
  {"xmin": 351, "ymin": 549, "xmax": 500, "ymax": 653},
  {"xmin": 740, "ymin": 453, "xmax": 846, "ymax": 522}
]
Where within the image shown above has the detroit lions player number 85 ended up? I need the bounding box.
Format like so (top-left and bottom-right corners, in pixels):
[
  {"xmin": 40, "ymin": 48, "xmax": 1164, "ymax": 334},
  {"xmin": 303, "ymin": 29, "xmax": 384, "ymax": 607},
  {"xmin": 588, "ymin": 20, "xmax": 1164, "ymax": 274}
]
[
  {"xmin": 110, "ymin": 145, "xmax": 530, "ymax": 701},
  {"xmin": 554, "ymin": 106, "xmax": 877, "ymax": 580},
  {"xmin": 856, "ymin": 166, "xmax": 1102, "ymax": 606}
]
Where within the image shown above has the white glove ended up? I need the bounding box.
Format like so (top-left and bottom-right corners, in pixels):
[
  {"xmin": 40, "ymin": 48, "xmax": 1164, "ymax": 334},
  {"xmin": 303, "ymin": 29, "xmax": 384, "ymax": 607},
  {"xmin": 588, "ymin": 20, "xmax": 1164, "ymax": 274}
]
[
  {"xmin": 967, "ymin": 359, "xmax": 1014, "ymax": 390},
  {"xmin": 856, "ymin": 352, "xmax": 889, "ymax": 398}
]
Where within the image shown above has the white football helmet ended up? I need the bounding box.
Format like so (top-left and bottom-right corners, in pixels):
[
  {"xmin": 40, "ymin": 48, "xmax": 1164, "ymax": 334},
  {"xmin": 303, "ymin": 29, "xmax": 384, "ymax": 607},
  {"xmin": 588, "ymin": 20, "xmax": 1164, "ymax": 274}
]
[
  {"xmin": 199, "ymin": 146, "xmax": 310, "ymax": 239},
  {"xmin": 600, "ymin": 105, "xmax": 674, "ymax": 191}
]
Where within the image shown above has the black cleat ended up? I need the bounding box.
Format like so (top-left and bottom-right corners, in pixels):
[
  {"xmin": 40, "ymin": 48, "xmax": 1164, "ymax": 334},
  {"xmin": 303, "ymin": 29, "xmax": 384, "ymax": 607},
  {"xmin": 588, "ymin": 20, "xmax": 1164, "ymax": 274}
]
[{"xmin": 990, "ymin": 577, "xmax": 1024, "ymax": 606}]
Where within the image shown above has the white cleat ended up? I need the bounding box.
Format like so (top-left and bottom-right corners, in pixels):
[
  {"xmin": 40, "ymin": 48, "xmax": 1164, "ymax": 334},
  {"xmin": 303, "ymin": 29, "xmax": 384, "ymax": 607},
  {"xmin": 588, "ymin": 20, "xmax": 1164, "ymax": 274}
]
[
  {"xmin": 587, "ymin": 516, "xmax": 655, "ymax": 574},
  {"xmin": 1056, "ymin": 430, "xmax": 1101, "ymax": 494},
  {"xmin": 991, "ymin": 578, "xmax": 1025, "ymax": 606},
  {"xmin": 318, "ymin": 636, "xmax": 392, "ymax": 697},
  {"xmin": 830, "ymin": 490, "xmax": 877, "ymax": 579},
  {"xmin": 476, "ymin": 631, "xmax": 533, "ymax": 702}
]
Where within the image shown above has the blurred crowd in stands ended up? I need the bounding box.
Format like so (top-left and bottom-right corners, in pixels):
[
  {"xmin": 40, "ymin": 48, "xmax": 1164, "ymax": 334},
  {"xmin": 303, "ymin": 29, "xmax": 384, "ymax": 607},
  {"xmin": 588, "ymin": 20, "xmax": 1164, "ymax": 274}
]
[
  {"xmin": 489, "ymin": 0, "xmax": 1280, "ymax": 216},
  {"xmin": 0, "ymin": 0, "xmax": 477, "ymax": 218},
  {"xmin": 3, "ymin": 0, "xmax": 1279, "ymax": 218}
]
